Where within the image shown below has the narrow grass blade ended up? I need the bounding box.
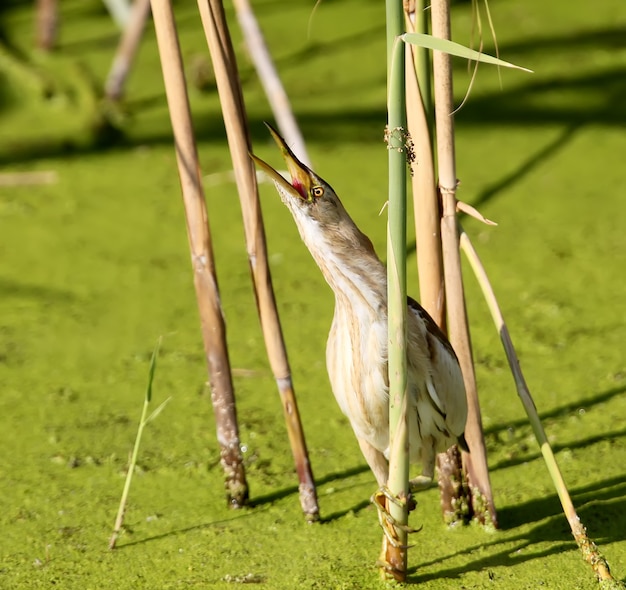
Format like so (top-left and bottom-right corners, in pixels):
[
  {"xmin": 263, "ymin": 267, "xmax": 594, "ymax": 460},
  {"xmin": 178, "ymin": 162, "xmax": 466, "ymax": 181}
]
[
  {"xmin": 109, "ymin": 339, "xmax": 167, "ymax": 550},
  {"xmin": 145, "ymin": 336, "xmax": 161, "ymax": 403}
]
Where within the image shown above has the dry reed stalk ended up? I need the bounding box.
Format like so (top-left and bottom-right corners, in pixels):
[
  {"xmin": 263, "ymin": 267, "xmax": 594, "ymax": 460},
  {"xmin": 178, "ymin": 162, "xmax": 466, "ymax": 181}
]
[
  {"xmin": 431, "ymin": 0, "xmax": 496, "ymax": 526},
  {"xmin": 195, "ymin": 0, "xmax": 319, "ymax": 521},
  {"xmin": 232, "ymin": 0, "xmax": 311, "ymax": 165},
  {"xmin": 0, "ymin": 171, "xmax": 57, "ymax": 186},
  {"xmin": 35, "ymin": 0, "xmax": 58, "ymax": 51},
  {"xmin": 105, "ymin": 0, "xmax": 152, "ymax": 101},
  {"xmin": 406, "ymin": 0, "xmax": 433, "ymax": 133},
  {"xmin": 404, "ymin": 7, "xmax": 470, "ymax": 525},
  {"xmin": 103, "ymin": 0, "xmax": 132, "ymax": 28},
  {"xmin": 459, "ymin": 230, "xmax": 619, "ymax": 586},
  {"xmin": 404, "ymin": 23, "xmax": 445, "ymax": 330},
  {"xmin": 150, "ymin": 0, "xmax": 248, "ymax": 507}
]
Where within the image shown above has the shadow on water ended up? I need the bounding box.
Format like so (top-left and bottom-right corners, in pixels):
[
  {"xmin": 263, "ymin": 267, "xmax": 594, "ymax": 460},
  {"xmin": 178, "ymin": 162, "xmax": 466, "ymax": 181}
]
[
  {"xmin": 407, "ymin": 474, "xmax": 626, "ymax": 583},
  {"xmin": 404, "ymin": 387, "xmax": 626, "ymax": 582},
  {"xmin": 319, "ymin": 498, "xmax": 372, "ymax": 523},
  {"xmin": 117, "ymin": 382, "xmax": 626, "ymax": 554},
  {"xmin": 0, "ymin": 278, "xmax": 78, "ymax": 303},
  {"xmin": 403, "ymin": 122, "xmax": 582, "ymax": 259},
  {"xmin": 120, "ymin": 472, "xmax": 626, "ymax": 577},
  {"xmin": 480, "ymin": 382, "xmax": 626, "ymax": 475},
  {"xmin": 488, "ymin": 424, "xmax": 626, "ymax": 473},
  {"xmin": 249, "ymin": 463, "xmax": 371, "ymax": 512},
  {"xmin": 117, "ymin": 463, "xmax": 372, "ymax": 548},
  {"xmin": 116, "ymin": 509, "xmax": 262, "ymax": 549},
  {"xmin": 0, "ymin": 18, "xmax": 624, "ymax": 165},
  {"xmin": 407, "ymin": 534, "xmax": 570, "ymax": 584},
  {"xmin": 484, "ymin": 384, "xmax": 626, "ymax": 437},
  {"xmin": 468, "ymin": 123, "xmax": 581, "ymax": 210},
  {"xmin": 498, "ymin": 474, "xmax": 626, "ymax": 532}
]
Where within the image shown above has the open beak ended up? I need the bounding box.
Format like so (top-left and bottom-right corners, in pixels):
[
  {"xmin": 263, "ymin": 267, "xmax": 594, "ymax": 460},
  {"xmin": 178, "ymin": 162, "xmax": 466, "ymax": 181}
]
[{"xmin": 249, "ymin": 122, "xmax": 312, "ymax": 200}]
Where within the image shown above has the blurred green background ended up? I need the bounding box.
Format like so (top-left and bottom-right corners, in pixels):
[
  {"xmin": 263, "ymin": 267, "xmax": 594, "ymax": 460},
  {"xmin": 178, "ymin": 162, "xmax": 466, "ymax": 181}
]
[{"xmin": 0, "ymin": 1, "xmax": 625, "ymax": 588}]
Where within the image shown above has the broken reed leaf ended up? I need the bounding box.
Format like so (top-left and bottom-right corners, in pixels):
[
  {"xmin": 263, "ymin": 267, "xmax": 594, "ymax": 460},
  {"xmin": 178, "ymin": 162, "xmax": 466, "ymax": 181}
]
[
  {"xmin": 145, "ymin": 396, "xmax": 173, "ymax": 425},
  {"xmin": 456, "ymin": 200, "xmax": 498, "ymax": 226}
]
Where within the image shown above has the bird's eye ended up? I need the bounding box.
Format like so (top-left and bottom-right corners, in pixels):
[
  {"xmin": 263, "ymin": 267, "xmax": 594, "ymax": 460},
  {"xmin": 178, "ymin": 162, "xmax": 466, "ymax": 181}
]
[{"xmin": 311, "ymin": 186, "xmax": 324, "ymax": 198}]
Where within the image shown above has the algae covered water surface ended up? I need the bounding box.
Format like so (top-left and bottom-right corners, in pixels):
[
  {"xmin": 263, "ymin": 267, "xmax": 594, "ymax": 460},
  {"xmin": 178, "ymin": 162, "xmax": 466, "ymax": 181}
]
[{"xmin": 1, "ymin": 1, "xmax": 625, "ymax": 588}]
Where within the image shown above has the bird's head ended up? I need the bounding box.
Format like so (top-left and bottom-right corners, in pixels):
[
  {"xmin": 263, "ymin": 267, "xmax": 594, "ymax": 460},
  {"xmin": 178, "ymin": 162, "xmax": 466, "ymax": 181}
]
[
  {"xmin": 250, "ymin": 123, "xmax": 346, "ymax": 227},
  {"xmin": 250, "ymin": 122, "xmax": 380, "ymax": 277}
]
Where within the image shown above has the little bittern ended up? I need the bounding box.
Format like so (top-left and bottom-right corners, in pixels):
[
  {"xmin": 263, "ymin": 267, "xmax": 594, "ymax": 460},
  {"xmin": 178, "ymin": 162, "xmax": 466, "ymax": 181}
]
[{"xmin": 251, "ymin": 124, "xmax": 468, "ymax": 493}]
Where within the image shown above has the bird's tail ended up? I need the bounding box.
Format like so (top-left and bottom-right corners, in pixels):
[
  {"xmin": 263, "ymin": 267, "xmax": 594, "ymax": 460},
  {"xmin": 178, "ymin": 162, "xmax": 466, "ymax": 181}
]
[{"xmin": 457, "ymin": 432, "xmax": 470, "ymax": 453}]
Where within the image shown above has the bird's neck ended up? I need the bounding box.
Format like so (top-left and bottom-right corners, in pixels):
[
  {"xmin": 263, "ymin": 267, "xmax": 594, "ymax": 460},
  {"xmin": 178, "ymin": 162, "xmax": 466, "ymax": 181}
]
[{"xmin": 296, "ymin": 214, "xmax": 387, "ymax": 312}]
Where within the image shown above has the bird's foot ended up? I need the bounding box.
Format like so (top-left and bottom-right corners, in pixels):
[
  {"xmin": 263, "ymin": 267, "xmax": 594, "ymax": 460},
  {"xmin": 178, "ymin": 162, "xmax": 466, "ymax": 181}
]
[
  {"xmin": 376, "ymin": 551, "xmax": 407, "ymax": 580},
  {"xmin": 371, "ymin": 486, "xmax": 421, "ymax": 549}
]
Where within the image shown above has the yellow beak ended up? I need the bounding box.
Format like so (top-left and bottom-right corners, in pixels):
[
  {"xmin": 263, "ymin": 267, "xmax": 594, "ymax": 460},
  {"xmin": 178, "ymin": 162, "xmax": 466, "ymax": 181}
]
[{"xmin": 249, "ymin": 123, "xmax": 312, "ymax": 200}]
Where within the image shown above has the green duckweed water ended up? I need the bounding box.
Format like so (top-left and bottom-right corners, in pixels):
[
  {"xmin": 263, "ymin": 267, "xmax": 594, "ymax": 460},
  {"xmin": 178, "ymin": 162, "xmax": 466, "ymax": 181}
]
[{"xmin": 1, "ymin": 1, "xmax": 625, "ymax": 588}]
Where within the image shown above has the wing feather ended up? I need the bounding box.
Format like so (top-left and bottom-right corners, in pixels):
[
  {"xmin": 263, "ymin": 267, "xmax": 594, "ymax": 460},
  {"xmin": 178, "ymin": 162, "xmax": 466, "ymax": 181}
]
[{"xmin": 407, "ymin": 296, "xmax": 467, "ymax": 438}]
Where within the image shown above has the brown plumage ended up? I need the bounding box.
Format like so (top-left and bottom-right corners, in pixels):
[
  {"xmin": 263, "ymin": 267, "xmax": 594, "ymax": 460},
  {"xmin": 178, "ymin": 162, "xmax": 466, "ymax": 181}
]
[{"xmin": 251, "ymin": 123, "xmax": 468, "ymax": 490}]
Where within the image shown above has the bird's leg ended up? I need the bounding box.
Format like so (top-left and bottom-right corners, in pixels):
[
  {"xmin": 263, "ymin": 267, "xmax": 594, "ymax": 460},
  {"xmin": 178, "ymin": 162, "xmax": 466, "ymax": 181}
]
[
  {"xmin": 356, "ymin": 439, "xmax": 406, "ymax": 547},
  {"xmin": 409, "ymin": 444, "xmax": 436, "ymax": 493},
  {"xmin": 356, "ymin": 438, "xmax": 388, "ymax": 487},
  {"xmin": 409, "ymin": 475, "xmax": 434, "ymax": 492}
]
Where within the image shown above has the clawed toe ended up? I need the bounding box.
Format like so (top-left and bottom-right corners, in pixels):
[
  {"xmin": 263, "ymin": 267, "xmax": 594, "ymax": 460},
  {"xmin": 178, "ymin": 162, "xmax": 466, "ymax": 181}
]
[
  {"xmin": 376, "ymin": 555, "xmax": 406, "ymax": 578},
  {"xmin": 371, "ymin": 486, "xmax": 421, "ymax": 548}
]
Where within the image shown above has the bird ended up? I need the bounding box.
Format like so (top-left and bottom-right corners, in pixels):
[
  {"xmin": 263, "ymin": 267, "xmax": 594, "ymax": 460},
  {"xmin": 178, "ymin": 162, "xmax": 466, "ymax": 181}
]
[{"xmin": 250, "ymin": 123, "xmax": 468, "ymax": 499}]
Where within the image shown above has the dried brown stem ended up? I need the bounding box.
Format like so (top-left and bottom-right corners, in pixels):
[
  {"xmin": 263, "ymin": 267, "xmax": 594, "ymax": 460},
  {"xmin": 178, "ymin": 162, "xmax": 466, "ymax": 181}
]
[
  {"xmin": 404, "ymin": 24, "xmax": 445, "ymax": 329},
  {"xmin": 35, "ymin": 0, "xmax": 58, "ymax": 51},
  {"xmin": 233, "ymin": 0, "xmax": 310, "ymax": 166},
  {"xmin": 0, "ymin": 171, "xmax": 57, "ymax": 186},
  {"xmin": 456, "ymin": 200, "xmax": 497, "ymax": 226},
  {"xmin": 405, "ymin": 1, "xmax": 472, "ymax": 526},
  {"xmin": 431, "ymin": 0, "xmax": 496, "ymax": 527},
  {"xmin": 150, "ymin": 0, "xmax": 248, "ymax": 507},
  {"xmin": 436, "ymin": 444, "xmax": 469, "ymax": 524},
  {"xmin": 106, "ymin": 0, "xmax": 152, "ymax": 101},
  {"xmin": 196, "ymin": 0, "xmax": 319, "ymax": 521}
]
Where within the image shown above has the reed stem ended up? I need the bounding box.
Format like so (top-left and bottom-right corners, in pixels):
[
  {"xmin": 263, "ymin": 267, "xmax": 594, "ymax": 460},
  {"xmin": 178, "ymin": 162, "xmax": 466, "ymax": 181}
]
[
  {"xmin": 105, "ymin": 0, "xmax": 151, "ymax": 101},
  {"xmin": 196, "ymin": 0, "xmax": 319, "ymax": 520},
  {"xmin": 459, "ymin": 230, "xmax": 618, "ymax": 584},
  {"xmin": 382, "ymin": 0, "xmax": 409, "ymax": 580},
  {"xmin": 233, "ymin": 0, "xmax": 311, "ymax": 166},
  {"xmin": 431, "ymin": 0, "xmax": 496, "ymax": 526},
  {"xmin": 150, "ymin": 0, "xmax": 248, "ymax": 507}
]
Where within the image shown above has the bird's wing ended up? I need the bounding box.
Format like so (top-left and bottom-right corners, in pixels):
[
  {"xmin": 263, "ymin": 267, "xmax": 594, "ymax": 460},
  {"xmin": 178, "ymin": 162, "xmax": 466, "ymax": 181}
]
[{"xmin": 407, "ymin": 297, "xmax": 468, "ymax": 438}]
